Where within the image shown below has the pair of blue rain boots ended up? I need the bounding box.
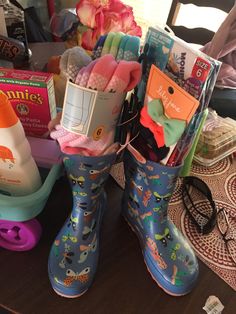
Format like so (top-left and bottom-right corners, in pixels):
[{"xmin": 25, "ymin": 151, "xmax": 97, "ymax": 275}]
[
  {"xmin": 122, "ymin": 146, "xmax": 199, "ymax": 295},
  {"xmin": 48, "ymin": 153, "xmax": 116, "ymax": 298},
  {"xmin": 48, "ymin": 147, "xmax": 199, "ymax": 297}
]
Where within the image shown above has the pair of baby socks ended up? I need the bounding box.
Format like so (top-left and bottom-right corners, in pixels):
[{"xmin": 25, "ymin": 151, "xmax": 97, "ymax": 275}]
[
  {"xmin": 75, "ymin": 54, "xmax": 141, "ymax": 93},
  {"xmin": 59, "ymin": 46, "xmax": 91, "ymax": 82},
  {"xmin": 50, "ymin": 54, "xmax": 141, "ymax": 156},
  {"xmin": 92, "ymin": 32, "xmax": 140, "ymax": 62}
]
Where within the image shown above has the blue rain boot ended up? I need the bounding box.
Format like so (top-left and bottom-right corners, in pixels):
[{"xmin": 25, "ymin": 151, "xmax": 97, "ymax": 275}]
[
  {"xmin": 48, "ymin": 153, "xmax": 116, "ymax": 298},
  {"xmin": 122, "ymin": 147, "xmax": 199, "ymax": 296}
]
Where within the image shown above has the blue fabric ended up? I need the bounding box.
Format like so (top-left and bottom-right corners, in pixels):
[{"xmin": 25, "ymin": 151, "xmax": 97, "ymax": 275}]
[
  {"xmin": 122, "ymin": 148, "xmax": 199, "ymax": 295},
  {"xmin": 92, "ymin": 34, "xmax": 107, "ymax": 60},
  {"xmin": 48, "ymin": 153, "xmax": 116, "ymax": 297},
  {"xmin": 116, "ymin": 35, "xmax": 130, "ymax": 61},
  {"xmin": 123, "ymin": 35, "xmax": 140, "ymax": 61}
]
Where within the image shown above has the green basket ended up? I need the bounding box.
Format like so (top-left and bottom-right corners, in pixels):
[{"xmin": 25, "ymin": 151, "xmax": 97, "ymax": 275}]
[{"xmin": 0, "ymin": 163, "xmax": 62, "ymax": 222}]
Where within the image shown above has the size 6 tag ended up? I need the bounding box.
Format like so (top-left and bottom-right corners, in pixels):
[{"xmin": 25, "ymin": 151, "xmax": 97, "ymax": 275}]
[
  {"xmin": 93, "ymin": 126, "xmax": 105, "ymax": 141},
  {"xmin": 191, "ymin": 57, "xmax": 211, "ymax": 82}
]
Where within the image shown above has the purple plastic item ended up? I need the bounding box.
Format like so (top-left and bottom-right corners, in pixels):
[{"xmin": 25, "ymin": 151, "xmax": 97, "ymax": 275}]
[
  {"xmin": 0, "ymin": 219, "xmax": 42, "ymax": 251},
  {"xmin": 27, "ymin": 137, "xmax": 62, "ymax": 168}
]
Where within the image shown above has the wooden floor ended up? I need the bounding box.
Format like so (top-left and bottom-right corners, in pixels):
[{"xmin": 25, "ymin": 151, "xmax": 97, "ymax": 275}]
[{"xmin": 0, "ymin": 176, "xmax": 235, "ymax": 314}]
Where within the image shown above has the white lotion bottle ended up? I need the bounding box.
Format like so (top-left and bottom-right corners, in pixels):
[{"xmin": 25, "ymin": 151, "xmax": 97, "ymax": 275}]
[{"xmin": 0, "ymin": 92, "xmax": 42, "ymax": 196}]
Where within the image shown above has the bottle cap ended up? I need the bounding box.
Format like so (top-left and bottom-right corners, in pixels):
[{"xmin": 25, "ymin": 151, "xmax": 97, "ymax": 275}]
[{"xmin": 0, "ymin": 92, "xmax": 18, "ymax": 128}]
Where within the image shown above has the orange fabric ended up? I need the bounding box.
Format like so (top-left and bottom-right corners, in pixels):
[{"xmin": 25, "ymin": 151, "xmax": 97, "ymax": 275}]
[
  {"xmin": 0, "ymin": 93, "xmax": 18, "ymax": 128},
  {"xmin": 140, "ymin": 106, "xmax": 165, "ymax": 148}
]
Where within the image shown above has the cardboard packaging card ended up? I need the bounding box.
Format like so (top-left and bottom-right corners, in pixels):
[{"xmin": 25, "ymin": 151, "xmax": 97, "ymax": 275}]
[
  {"xmin": 145, "ymin": 65, "xmax": 199, "ymax": 123},
  {"xmin": 165, "ymin": 40, "xmax": 212, "ymax": 100},
  {"xmin": 139, "ymin": 26, "xmax": 221, "ymax": 107},
  {"xmin": 61, "ymin": 81, "xmax": 126, "ymax": 141}
]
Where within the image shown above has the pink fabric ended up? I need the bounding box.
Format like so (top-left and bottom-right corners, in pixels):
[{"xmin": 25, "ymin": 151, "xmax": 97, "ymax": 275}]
[
  {"xmin": 50, "ymin": 55, "xmax": 142, "ymax": 156},
  {"xmin": 75, "ymin": 59, "xmax": 98, "ymax": 87},
  {"xmin": 201, "ymin": 4, "xmax": 236, "ymax": 88},
  {"xmin": 86, "ymin": 54, "xmax": 118, "ymax": 90},
  {"xmin": 104, "ymin": 60, "xmax": 142, "ymax": 92},
  {"xmin": 48, "ymin": 112, "xmax": 62, "ymax": 132},
  {"xmin": 50, "ymin": 124, "xmax": 116, "ymax": 156}
]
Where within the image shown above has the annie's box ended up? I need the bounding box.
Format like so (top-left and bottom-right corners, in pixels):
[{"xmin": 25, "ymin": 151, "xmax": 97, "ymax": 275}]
[{"xmin": 0, "ymin": 67, "xmax": 57, "ymax": 137}]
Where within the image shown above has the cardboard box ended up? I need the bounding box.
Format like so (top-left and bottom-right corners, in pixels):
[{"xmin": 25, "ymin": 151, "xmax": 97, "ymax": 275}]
[{"xmin": 0, "ymin": 67, "xmax": 57, "ymax": 137}]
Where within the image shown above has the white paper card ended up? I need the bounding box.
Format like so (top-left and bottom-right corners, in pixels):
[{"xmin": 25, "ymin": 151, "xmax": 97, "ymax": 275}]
[
  {"xmin": 203, "ymin": 296, "xmax": 224, "ymax": 314},
  {"xmin": 62, "ymin": 81, "xmax": 125, "ymax": 140}
]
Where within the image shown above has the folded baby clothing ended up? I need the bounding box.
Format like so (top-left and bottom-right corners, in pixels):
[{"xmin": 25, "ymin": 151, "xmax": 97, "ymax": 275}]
[{"xmin": 50, "ymin": 124, "xmax": 117, "ymax": 156}]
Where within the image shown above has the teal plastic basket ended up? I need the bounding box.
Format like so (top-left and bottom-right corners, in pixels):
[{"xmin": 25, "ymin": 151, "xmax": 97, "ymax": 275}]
[{"xmin": 0, "ymin": 163, "xmax": 62, "ymax": 222}]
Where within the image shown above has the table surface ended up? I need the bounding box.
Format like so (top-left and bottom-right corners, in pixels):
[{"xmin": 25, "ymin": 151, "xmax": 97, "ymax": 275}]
[
  {"xmin": 0, "ymin": 42, "xmax": 235, "ymax": 314},
  {"xmin": 0, "ymin": 175, "xmax": 235, "ymax": 314}
]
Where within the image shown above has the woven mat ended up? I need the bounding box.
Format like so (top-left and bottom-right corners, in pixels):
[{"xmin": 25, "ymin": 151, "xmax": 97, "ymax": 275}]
[{"xmin": 110, "ymin": 155, "xmax": 236, "ymax": 291}]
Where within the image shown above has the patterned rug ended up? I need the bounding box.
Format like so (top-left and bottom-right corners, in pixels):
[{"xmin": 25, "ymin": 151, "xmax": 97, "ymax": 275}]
[{"xmin": 110, "ymin": 155, "xmax": 236, "ymax": 291}]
